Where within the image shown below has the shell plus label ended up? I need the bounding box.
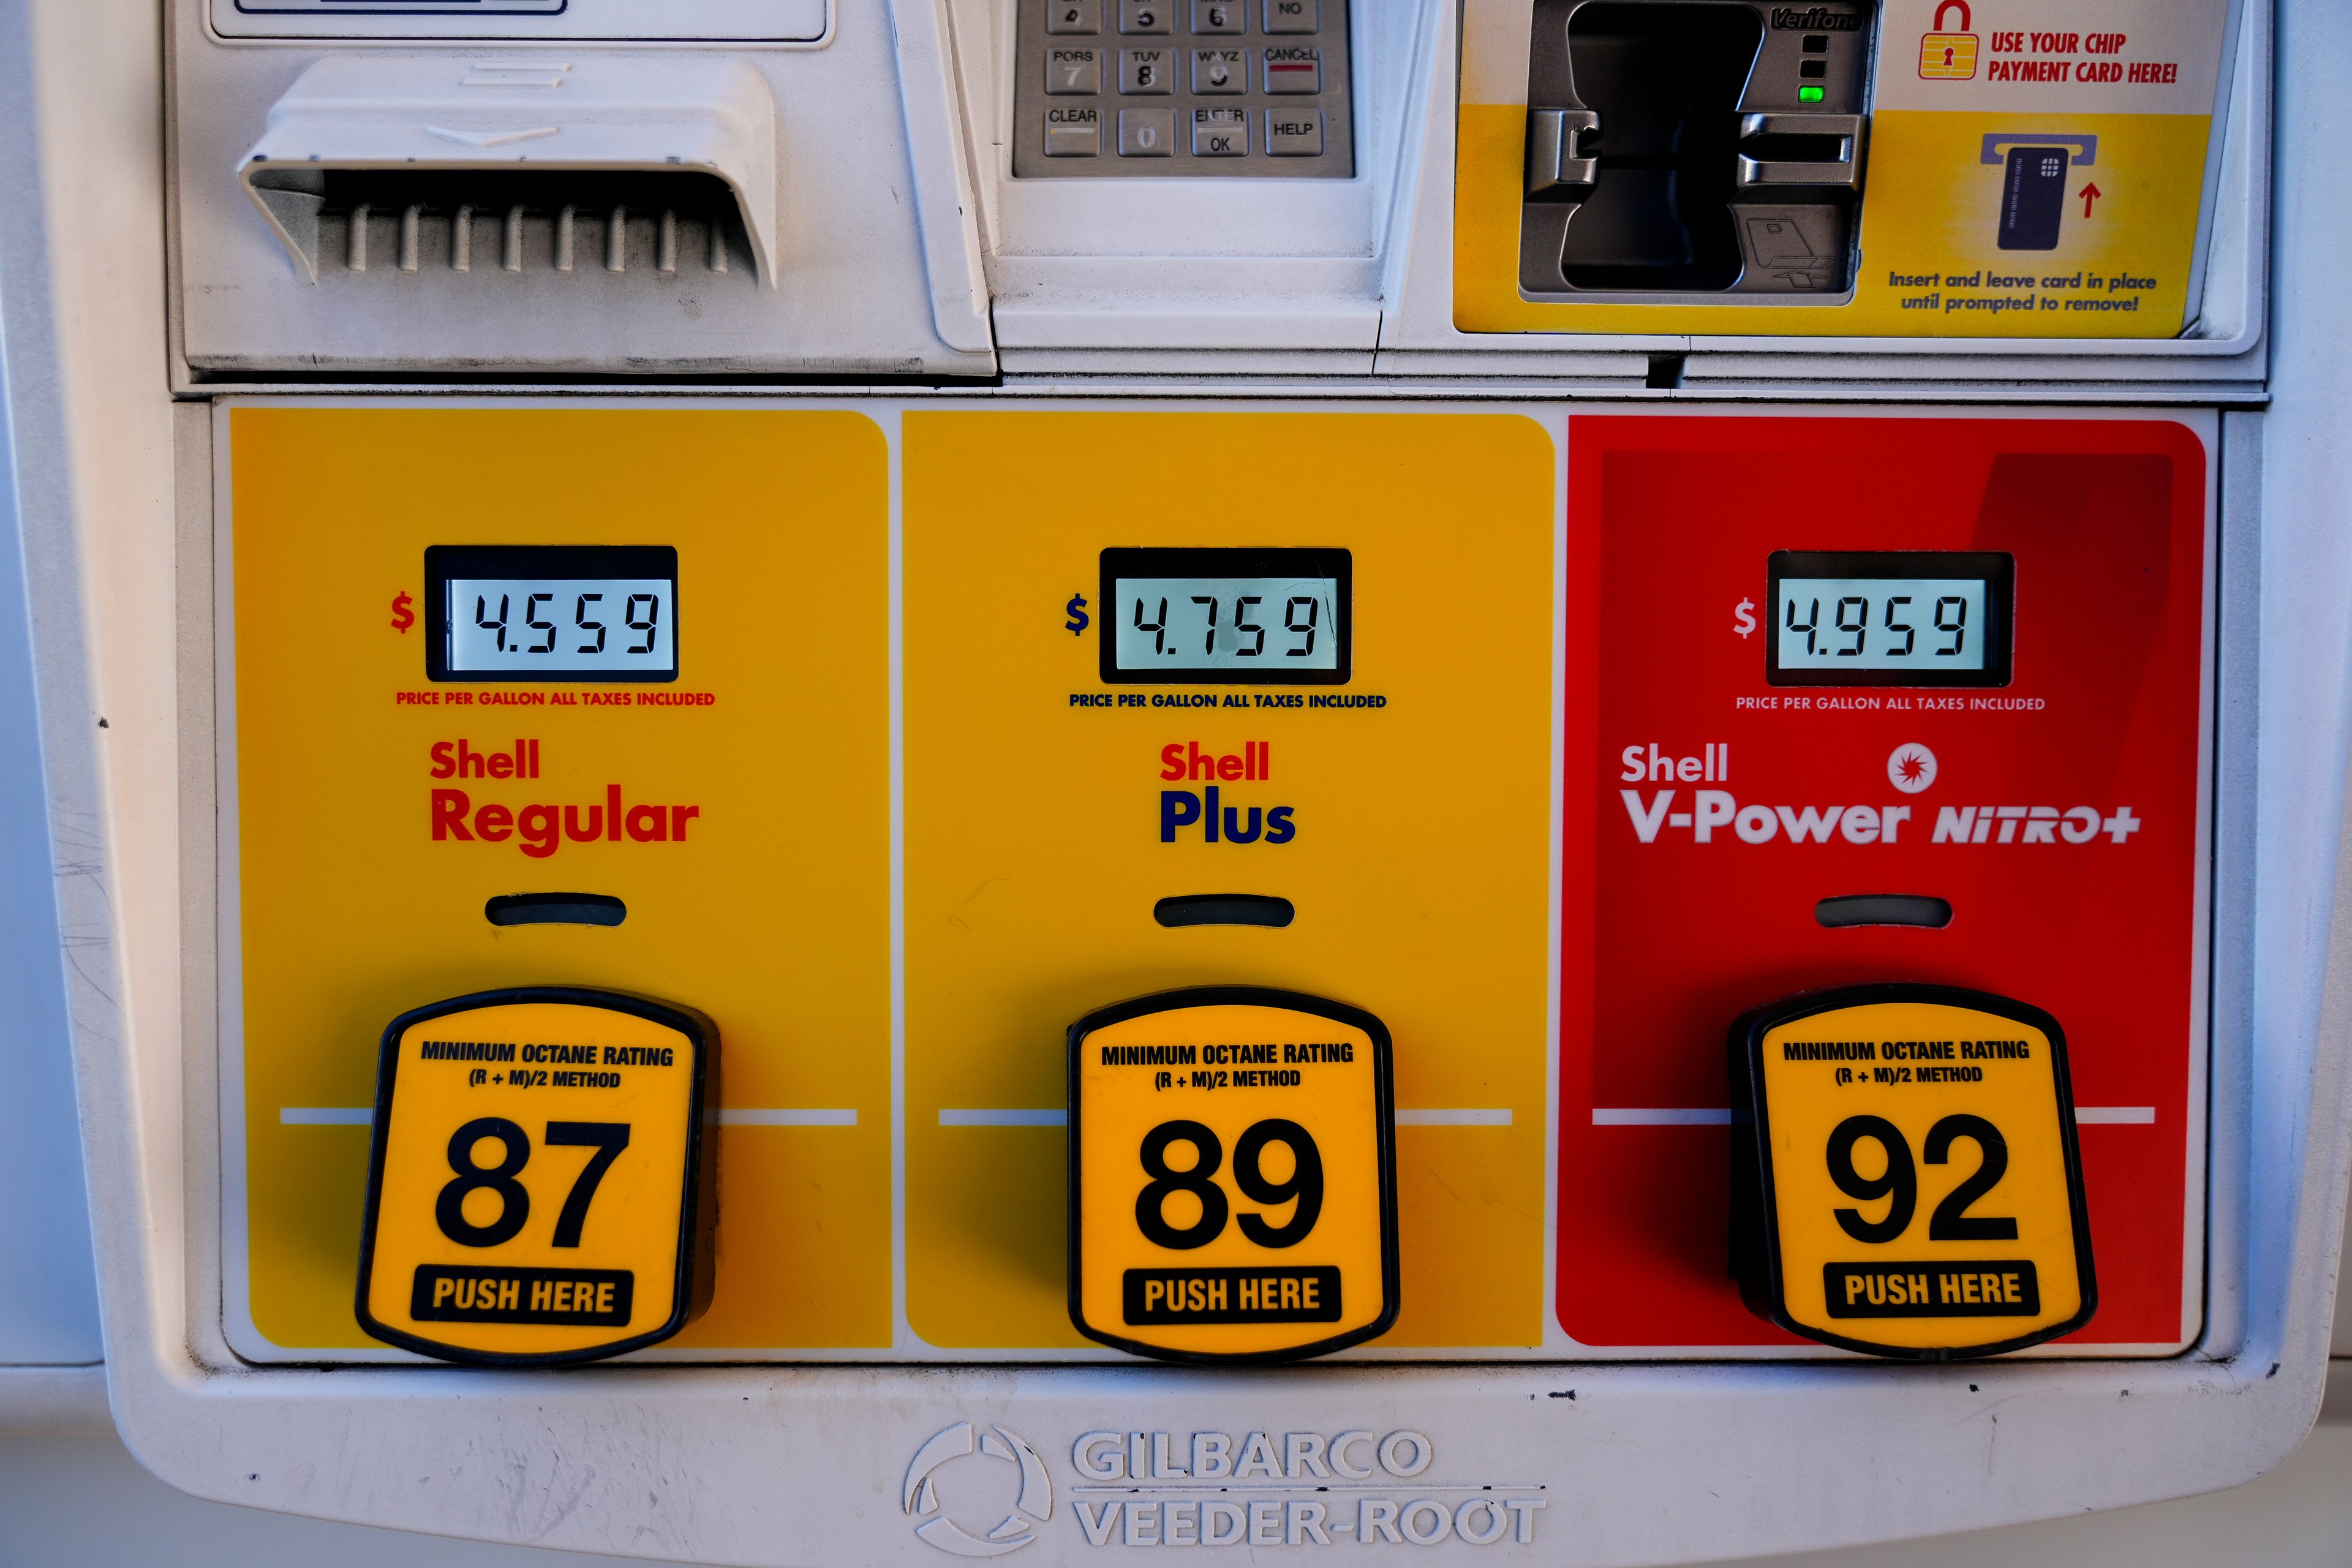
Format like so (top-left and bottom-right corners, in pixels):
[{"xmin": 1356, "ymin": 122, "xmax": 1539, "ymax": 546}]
[
  {"xmin": 1069, "ymin": 990, "xmax": 1399, "ymax": 1364},
  {"xmin": 356, "ymin": 990, "xmax": 715, "ymax": 1365},
  {"xmin": 1731, "ymin": 987, "xmax": 2095, "ymax": 1357}
]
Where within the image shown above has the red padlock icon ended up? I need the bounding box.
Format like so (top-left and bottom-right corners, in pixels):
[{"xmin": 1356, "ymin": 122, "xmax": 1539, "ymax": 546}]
[{"xmin": 1918, "ymin": 0, "xmax": 1980, "ymax": 80}]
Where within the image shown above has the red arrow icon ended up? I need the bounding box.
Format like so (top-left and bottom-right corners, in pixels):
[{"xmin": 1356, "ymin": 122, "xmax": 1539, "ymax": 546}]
[{"xmin": 2079, "ymin": 182, "xmax": 2102, "ymax": 219}]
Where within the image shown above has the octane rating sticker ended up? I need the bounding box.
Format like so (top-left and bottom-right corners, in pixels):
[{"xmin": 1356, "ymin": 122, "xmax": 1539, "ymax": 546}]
[
  {"xmin": 356, "ymin": 987, "xmax": 714, "ymax": 1366},
  {"xmin": 1730, "ymin": 984, "xmax": 2095, "ymax": 1359},
  {"xmin": 1068, "ymin": 987, "xmax": 1399, "ymax": 1364}
]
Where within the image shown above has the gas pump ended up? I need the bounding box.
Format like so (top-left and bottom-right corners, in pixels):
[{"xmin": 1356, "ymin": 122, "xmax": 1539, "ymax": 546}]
[{"xmin": 2, "ymin": 0, "xmax": 2348, "ymax": 1562}]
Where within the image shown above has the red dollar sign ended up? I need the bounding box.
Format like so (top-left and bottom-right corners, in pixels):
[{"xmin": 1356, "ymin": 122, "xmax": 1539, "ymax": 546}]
[{"xmin": 390, "ymin": 591, "xmax": 415, "ymax": 633}]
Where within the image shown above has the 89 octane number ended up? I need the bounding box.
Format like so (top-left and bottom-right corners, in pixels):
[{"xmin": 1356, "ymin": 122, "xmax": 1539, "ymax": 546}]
[{"xmin": 1137, "ymin": 1119, "xmax": 1322, "ymax": 1249}]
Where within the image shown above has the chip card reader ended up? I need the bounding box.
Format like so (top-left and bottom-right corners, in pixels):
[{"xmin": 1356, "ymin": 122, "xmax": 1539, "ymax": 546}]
[
  {"xmin": 1729, "ymin": 984, "xmax": 2096, "ymax": 1360},
  {"xmin": 1068, "ymin": 986, "xmax": 1400, "ymax": 1364},
  {"xmin": 357, "ymin": 987, "xmax": 718, "ymax": 1366},
  {"xmin": 1521, "ymin": 0, "xmax": 1873, "ymax": 297}
]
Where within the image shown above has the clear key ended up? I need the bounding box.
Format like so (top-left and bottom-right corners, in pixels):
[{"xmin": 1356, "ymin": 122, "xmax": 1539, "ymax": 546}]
[{"xmin": 1045, "ymin": 105, "xmax": 1102, "ymax": 156}]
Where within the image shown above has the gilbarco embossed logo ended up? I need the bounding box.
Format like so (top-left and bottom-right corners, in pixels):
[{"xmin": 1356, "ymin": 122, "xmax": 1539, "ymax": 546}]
[
  {"xmin": 906, "ymin": 1423, "xmax": 1056, "ymax": 1557},
  {"xmin": 905, "ymin": 1425, "xmax": 1548, "ymax": 1552}
]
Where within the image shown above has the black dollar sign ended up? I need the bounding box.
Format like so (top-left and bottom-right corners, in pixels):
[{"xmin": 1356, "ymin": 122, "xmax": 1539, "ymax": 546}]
[{"xmin": 1065, "ymin": 594, "xmax": 1090, "ymax": 636}]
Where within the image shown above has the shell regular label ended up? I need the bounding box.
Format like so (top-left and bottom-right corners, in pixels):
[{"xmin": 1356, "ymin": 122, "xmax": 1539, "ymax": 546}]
[
  {"xmin": 358, "ymin": 992, "xmax": 711, "ymax": 1365},
  {"xmin": 1735, "ymin": 990, "xmax": 2094, "ymax": 1357},
  {"xmin": 1069, "ymin": 993, "xmax": 1398, "ymax": 1363}
]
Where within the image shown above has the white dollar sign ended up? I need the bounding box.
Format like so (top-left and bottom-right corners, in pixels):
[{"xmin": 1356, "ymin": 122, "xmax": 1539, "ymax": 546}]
[{"xmin": 1733, "ymin": 597, "xmax": 1757, "ymax": 638}]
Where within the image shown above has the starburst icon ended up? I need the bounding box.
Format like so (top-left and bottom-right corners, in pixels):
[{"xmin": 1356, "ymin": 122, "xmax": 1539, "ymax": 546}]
[{"xmin": 1887, "ymin": 744, "xmax": 1938, "ymax": 794}]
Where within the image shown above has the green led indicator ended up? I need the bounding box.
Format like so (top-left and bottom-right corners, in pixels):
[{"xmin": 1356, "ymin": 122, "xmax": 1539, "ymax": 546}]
[{"xmin": 1799, "ymin": 85, "xmax": 1825, "ymax": 102}]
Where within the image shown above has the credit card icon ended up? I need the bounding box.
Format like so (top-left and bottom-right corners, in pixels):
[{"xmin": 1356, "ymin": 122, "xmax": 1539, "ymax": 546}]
[{"xmin": 1998, "ymin": 145, "xmax": 2068, "ymax": 251}]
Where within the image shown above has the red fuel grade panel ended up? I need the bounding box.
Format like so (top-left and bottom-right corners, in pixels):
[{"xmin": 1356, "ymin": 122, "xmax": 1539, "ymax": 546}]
[{"xmin": 1560, "ymin": 415, "xmax": 2209, "ymax": 1351}]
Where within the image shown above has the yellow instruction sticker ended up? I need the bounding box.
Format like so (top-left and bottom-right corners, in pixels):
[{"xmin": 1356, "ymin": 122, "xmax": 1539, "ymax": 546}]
[{"xmin": 1452, "ymin": 0, "xmax": 2231, "ymax": 336}]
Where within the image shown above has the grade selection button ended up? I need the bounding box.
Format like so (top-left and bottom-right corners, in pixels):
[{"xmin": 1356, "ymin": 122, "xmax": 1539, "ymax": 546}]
[
  {"xmin": 1191, "ymin": 0, "xmax": 1245, "ymax": 32},
  {"xmin": 1193, "ymin": 46, "xmax": 1246, "ymax": 92},
  {"xmin": 1121, "ymin": 47, "xmax": 1175, "ymax": 92},
  {"xmin": 1047, "ymin": 46, "xmax": 1102, "ymax": 94},
  {"xmin": 355, "ymin": 987, "xmax": 717, "ymax": 1367},
  {"xmin": 1262, "ymin": 43, "xmax": 1321, "ymax": 92},
  {"xmin": 1192, "ymin": 107, "xmax": 1249, "ymax": 157},
  {"xmin": 1728, "ymin": 984, "xmax": 2097, "ymax": 1360},
  {"xmin": 1046, "ymin": 105, "xmax": 1103, "ymax": 156},
  {"xmin": 1118, "ymin": 107, "xmax": 1176, "ymax": 156},
  {"xmin": 1046, "ymin": 0, "xmax": 1101, "ymax": 31},
  {"xmin": 1262, "ymin": 0, "xmax": 1317, "ymax": 31},
  {"xmin": 1265, "ymin": 106, "xmax": 1324, "ymax": 156},
  {"xmin": 1068, "ymin": 986, "xmax": 1399, "ymax": 1365}
]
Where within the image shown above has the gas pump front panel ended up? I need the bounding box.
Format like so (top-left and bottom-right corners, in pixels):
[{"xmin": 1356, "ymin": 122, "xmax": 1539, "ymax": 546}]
[{"xmin": 216, "ymin": 402, "xmax": 2209, "ymax": 1363}]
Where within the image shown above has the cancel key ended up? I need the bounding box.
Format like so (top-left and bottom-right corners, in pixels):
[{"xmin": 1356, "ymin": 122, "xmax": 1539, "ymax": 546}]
[{"xmin": 1265, "ymin": 106, "xmax": 1323, "ymax": 157}]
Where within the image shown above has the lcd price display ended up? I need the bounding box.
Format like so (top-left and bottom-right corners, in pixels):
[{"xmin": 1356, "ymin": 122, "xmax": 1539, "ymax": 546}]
[
  {"xmin": 427, "ymin": 545, "xmax": 679, "ymax": 682},
  {"xmin": 1101, "ymin": 548, "xmax": 1352, "ymax": 685},
  {"xmin": 1766, "ymin": 551, "xmax": 2013, "ymax": 688}
]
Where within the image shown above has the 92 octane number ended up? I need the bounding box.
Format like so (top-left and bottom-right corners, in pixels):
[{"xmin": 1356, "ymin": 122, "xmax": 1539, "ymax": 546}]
[
  {"xmin": 436, "ymin": 1117, "xmax": 631, "ymax": 1249},
  {"xmin": 1136, "ymin": 1119, "xmax": 1323, "ymax": 1250},
  {"xmin": 1824, "ymin": 1114, "xmax": 2017, "ymax": 1245}
]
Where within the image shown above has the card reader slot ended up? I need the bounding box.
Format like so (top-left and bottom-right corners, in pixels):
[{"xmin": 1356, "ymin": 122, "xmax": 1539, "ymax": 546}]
[
  {"xmin": 1153, "ymin": 894, "xmax": 1297, "ymax": 929},
  {"xmin": 486, "ymin": 892, "xmax": 628, "ymax": 928},
  {"xmin": 1814, "ymin": 895, "xmax": 1953, "ymax": 930}
]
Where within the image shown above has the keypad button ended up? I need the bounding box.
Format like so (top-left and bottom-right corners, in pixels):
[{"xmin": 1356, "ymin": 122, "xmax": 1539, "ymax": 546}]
[
  {"xmin": 1262, "ymin": 43, "xmax": 1321, "ymax": 92},
  {"xmin": 1118, "ymin": 107, "xmax": 1177, "ymax": 156},
  {"xmin": 1192, "ymin": 47, "xmax": 1246, "ymax": 93},
  {"xmin": 1262, "ymin": 0, "xmax": 1317, "ymax": 32},
  {"xmin": 1264, "ymin": 105, "xmax": 1323, "ymax": 155},
  {"xmin": 1121, "ymin": 47, "xmax": 1176, "ymax": 92},
  {"xmin": 1046, "ymin": 47, "xmax": 1102, "ymax": 93},
  {"xmin": 1045, "ymin": 106, "xmax": 1102, "ymax": 155},
  {"xmin": 1191, "ymin": 107, "xmax": 1249, "ymax": 156},
  {"xmin": 1045, "ymin": 0, "xmax": 1101, "ymax": 34},
  {"xmin": 1119, "ymin": 0, "xmax": 1172, "ymax": 32},
  {"xmin": 1191, "ymin": 0, "xmax": 1245, "ymax": 32}
]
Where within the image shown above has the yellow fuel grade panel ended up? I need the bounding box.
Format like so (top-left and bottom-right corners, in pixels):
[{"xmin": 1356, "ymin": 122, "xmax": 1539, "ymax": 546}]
[
  {"xmin": 226, "ymin": 406, "xmax": 892, "ymax": 1355},
  {"xmin": 1069, "ymin": 990, "xmax": 1398, "ymax": 1364},
  {"xmin": 902, "ymin": 410, "xmax": 1556, "ymax": 1353},
  {"xmin": 357, "ymin": 990, "xmax": 714, "ymax": 1365},
  {"xmin": 1731, "ymin": 986, "xmax": 2096, "ymax": 1359}
]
